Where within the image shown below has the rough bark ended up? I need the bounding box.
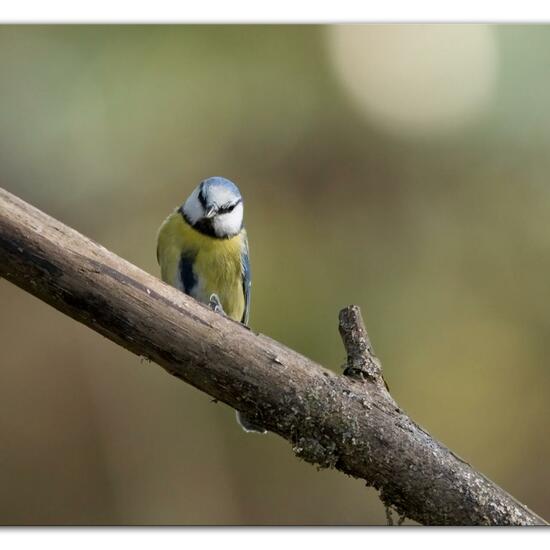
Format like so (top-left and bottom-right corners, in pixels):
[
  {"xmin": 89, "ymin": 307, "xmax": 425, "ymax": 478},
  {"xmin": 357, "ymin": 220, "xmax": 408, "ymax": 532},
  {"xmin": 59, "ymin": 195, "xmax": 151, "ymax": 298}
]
[{"xmin": 0, "ymin": 186, "xmax": 546, "ymax": 526}]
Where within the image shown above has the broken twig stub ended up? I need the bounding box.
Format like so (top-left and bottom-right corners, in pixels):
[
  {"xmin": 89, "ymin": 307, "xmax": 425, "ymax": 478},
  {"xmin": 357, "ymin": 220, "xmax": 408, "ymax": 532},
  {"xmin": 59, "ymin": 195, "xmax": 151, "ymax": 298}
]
[{"xmin": 338, "ymin": 305, "xmax": 388, "ymax": 391}]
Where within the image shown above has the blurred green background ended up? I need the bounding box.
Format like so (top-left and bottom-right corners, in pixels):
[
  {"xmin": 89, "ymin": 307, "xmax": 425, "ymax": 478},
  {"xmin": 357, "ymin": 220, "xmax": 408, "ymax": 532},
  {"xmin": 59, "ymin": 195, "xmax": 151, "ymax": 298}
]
[{"xmin": 0, "ymin": 24, "xmax": 549, "ymax": 525}]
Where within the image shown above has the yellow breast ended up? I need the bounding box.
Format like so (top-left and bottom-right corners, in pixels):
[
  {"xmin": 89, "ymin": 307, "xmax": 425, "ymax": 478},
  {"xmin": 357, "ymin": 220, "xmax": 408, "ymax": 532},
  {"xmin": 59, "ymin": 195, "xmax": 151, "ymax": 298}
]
[{"xmin": 157, "ymin": 211, "xmax": 246, "ymax": 322}]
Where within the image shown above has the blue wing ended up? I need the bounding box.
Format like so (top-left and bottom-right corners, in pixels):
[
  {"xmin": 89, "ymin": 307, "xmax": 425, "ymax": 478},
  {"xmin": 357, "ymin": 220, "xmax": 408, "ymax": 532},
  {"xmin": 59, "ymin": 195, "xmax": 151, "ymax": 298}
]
[{"xmin": 241, "ymin": 233, "xmax": 251, "ymax": 325}]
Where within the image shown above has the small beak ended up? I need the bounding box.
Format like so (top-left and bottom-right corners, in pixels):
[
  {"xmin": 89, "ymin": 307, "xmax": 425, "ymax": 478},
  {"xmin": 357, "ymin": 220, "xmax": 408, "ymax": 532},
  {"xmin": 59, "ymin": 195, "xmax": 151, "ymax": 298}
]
[{"xmin": 204, "ymin": 206, "xmax": 217, "ymax": 219}]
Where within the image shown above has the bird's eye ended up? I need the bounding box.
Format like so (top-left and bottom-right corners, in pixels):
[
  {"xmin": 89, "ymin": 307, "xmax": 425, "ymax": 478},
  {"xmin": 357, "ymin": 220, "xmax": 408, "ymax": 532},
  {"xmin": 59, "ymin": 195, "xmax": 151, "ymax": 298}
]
[{"xmin": 219, "ymin": 203, "xmax": 236, "ymax": 214}]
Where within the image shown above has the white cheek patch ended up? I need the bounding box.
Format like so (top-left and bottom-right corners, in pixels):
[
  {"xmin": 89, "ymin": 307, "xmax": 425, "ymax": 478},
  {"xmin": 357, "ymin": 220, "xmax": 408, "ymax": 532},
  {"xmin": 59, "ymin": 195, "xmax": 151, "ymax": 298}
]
[
  {"xmin": 213, "ymin": 202, "xmax": 243, "ymax": 237},
  {"xmin": 182, "ymin": 187, "xmax": 204, "ymax": 225}
]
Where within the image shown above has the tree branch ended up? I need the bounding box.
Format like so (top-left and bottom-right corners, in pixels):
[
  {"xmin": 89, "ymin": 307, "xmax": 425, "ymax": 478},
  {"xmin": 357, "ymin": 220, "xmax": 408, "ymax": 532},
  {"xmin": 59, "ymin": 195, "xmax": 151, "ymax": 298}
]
[
  {"xmin": 339, "ymin": 305, "xmax": 389, "ymax": 390},
  {"xmin": 0, "ymin": 186, "xmax": 546, "ymax": 526}
]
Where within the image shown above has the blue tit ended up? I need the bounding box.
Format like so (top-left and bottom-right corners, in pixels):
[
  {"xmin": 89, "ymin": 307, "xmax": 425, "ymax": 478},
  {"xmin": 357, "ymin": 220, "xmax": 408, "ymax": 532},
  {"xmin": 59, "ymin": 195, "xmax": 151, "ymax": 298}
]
[{"xmin": 156, "ymin": 176, "xmax": 265, "ymax": 434}]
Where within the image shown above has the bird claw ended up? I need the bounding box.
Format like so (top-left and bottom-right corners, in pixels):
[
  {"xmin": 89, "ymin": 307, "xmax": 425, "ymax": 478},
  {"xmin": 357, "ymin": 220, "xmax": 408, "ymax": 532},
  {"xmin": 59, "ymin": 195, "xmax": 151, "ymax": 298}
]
[{"xmin": 209, "ymin": 293, "xmax": 225, "ymax": 314}]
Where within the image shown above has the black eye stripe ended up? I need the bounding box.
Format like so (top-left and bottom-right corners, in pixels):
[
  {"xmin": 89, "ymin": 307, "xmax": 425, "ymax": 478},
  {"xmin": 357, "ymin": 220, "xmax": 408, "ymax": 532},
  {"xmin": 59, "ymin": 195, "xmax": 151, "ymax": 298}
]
[
  {"xmin": 198, "ymin": 183, "xmax": 207, "ymax": 208},
  {"xmin": 218, "ymin": 198, "xmax": 242, "ymax": 214}
]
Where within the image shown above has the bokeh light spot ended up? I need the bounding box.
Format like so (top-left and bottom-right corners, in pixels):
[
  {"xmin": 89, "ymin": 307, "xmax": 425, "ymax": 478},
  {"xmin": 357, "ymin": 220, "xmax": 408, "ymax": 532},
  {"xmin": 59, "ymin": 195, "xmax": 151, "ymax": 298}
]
[{"xmin": 327, "ymin": 25, "xmax": 498, "ymax": 138}]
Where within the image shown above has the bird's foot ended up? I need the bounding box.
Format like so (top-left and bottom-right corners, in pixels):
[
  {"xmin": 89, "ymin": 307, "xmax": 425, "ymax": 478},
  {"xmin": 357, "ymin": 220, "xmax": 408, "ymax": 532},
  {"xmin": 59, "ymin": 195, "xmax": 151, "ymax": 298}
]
[{"xmin": 209, "ymin": 293, "xmax": 225, "ymax": 315}]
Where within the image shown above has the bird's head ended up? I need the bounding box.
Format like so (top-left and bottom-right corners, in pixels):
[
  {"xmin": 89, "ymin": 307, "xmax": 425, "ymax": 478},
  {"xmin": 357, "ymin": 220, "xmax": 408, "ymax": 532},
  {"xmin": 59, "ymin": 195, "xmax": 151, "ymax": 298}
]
[{"xmin": 181, "ymin": 177, "xmax": 244, "ymax": 239}]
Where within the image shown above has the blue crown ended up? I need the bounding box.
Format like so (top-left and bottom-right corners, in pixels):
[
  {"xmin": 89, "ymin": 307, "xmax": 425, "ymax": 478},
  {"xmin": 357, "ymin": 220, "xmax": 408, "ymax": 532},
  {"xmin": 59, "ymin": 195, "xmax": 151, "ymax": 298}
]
[{"xmin": 202, "ymin": 176, "xmax": 241, "ymax": 198}]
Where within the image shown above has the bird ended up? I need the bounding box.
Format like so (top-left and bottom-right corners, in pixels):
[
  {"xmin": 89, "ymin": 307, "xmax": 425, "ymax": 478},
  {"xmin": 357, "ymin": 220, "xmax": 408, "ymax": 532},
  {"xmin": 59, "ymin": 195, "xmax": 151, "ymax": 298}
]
[{"xmin": 156, "ymin": 176, "xmax": 265, "ymax": 434}]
